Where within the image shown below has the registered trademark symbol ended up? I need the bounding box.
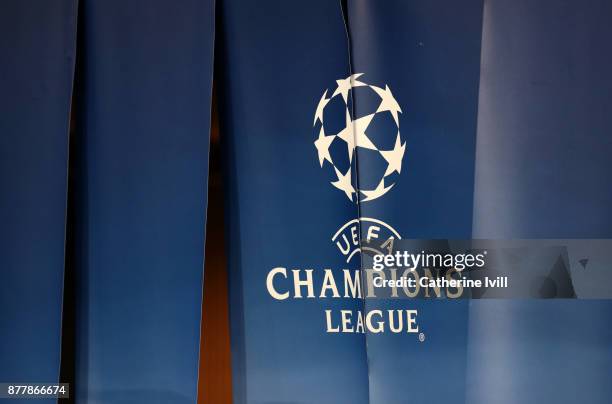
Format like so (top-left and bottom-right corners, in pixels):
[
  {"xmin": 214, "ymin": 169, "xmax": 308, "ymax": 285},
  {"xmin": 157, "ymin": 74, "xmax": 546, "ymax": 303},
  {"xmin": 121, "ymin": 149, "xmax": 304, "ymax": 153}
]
[{"xmin": 418, "ymin": 332, "xmax": 425, "ymax": 342}]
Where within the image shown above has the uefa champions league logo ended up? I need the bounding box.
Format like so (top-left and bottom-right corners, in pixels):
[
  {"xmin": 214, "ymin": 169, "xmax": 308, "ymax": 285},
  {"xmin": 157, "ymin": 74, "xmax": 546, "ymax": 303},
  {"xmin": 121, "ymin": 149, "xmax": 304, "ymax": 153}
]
[
  {"xmin": 313, "ymin": 74, "xmax": 405, "ymax": 262},
  {"xmin": 313, "ymin": 73, "xmax": 405, "ymax": 203}
]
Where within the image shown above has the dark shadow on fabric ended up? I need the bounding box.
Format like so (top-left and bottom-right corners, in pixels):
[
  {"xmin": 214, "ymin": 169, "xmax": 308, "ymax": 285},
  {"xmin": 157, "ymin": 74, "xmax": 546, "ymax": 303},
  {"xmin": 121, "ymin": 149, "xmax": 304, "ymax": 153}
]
[{"xmin": 60, "ymin": 1, "xmax": 88, "ymax": 401}]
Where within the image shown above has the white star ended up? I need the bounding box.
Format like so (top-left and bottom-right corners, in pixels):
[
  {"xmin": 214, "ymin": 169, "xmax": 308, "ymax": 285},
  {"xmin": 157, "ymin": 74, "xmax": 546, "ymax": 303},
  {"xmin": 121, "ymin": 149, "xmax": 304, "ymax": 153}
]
[
  {"xmin": 360, "ymin": 178, "xmax": 394, "ymax": 202},
  {"xmin": 313, "ymin": 127, "xmax": 335, "ymax": 167},
  {"xmin": 336, "ymin": 108, "xmax": 356, "ymax": 162},
  {"xmin": 313, "ymin": 89, "xmax": 331, "ymax": 126},
  {"xmin": 332, "ymin": 73, "xmax": 367, "ymax": 103},
  {"xmin": 371, "ymin": 85, "xmax": 402, "ymax": 126},
  {"xmin": 337, "ymin": 111, "xmax": 378, "ymax": 162},
  {"xmin": 331, "ymin": 166, "xmax": 355, "ymax": 201},
  {"xmin": 353, "ymin": 113, "xmax": 377, "ymax": 150},
  {"xmin": 380, "ymin": 131, "xmax": 406, "ymax": 176}
]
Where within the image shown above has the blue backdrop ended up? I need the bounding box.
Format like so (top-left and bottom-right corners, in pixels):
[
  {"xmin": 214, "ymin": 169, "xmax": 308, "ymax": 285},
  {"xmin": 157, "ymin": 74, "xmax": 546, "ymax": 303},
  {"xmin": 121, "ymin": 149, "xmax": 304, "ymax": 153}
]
[
  {"xmin": 469, "ymin": 1, "xmax": 612, "ymax": 403},
  {"xmin": 347, "ymin": 1, "xmax": 484, "ymax": 403},
  {"xmin": 218, "ymin": 1, "xmax": 369, "ymax": 402},
  {"xmin": 0, "ymin": 1, "xmax": 77, "ymax": 398},
  {"xmin": 1, "ymin": 1, "xmax": 611, "ymax": 403},
  {"xmin": 72, "ymin": 1, "xmax": 214, "ymax": 403}
]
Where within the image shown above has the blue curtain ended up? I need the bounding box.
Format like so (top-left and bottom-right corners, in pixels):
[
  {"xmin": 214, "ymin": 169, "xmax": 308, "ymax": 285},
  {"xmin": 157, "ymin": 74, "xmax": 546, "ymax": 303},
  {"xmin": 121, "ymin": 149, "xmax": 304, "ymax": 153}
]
[
  {"xmin": 218, "ymin": 1, "xmax": 369, "ymax": 402},
  {"xmin": 346, "ymin": 1, "xmax": 484, "ymax": 403},
  {"xmin": 468, "ymin": 1, "xmax": 612, "ymax": 403},
  {"xmin": 0, "ymin": 0, "xmax": 77, "ymax": 395},
  {"xmin": 1, "ymin": 1, "xmax": 611, "ymax": 403},
  {"xmin": 72, "ymin": 1, "xmax": 214, "ymax": 403}
]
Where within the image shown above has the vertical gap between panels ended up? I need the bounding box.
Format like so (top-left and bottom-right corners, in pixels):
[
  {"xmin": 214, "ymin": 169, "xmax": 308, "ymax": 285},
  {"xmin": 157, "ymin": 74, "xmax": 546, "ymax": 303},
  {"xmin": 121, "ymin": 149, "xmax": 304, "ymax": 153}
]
[
  {"xmin": 197, "ymin": 83, "xmax": 234, "ymax": 403},
  {"xmin": 59, "ymin": 0, "xmax": 83, "ymax": 402}
]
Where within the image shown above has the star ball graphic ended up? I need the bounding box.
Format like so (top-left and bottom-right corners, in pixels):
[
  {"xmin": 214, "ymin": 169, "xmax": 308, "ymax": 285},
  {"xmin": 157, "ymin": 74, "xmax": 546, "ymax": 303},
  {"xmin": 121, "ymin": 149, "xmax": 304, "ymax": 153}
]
[{"xmin": 313, "ymin": 74, "xmax": 405, "ymax": 203}]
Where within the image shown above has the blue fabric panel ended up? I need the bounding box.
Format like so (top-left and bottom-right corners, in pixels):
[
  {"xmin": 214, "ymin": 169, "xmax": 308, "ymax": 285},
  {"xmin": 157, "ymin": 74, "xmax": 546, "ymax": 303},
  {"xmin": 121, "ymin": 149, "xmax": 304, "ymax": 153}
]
[
  {"xmin": 74, "ymin": 1, "xmax": 214, "ymax": 403},
  {"xmin": 346, "ymin": 1, "xmax": 484, "ymax": 403},
  {"xmin": 219, "ymin": 1, "xmax": 370, "ymax": 403},
  {"xmin": 473, "ymin": 0, "xmax": 612, "ymax": 239},
  {"xmin": 469, "ymin": 2, "xmax": 612, "ymax": 403},
  {"xmin": 0, "ymin": 0, "xmax": 77, "ymax": 395}
]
